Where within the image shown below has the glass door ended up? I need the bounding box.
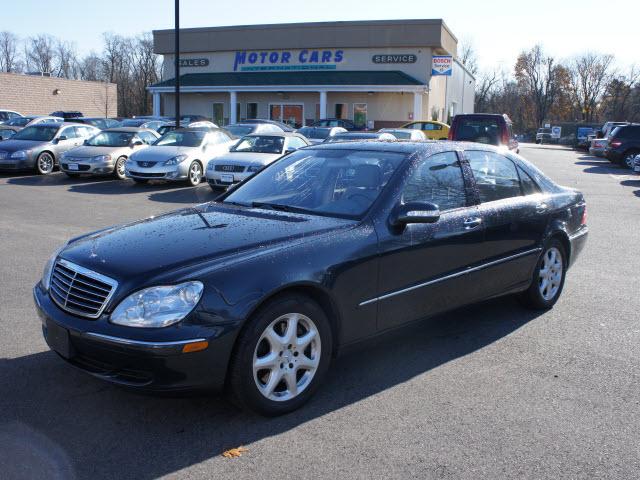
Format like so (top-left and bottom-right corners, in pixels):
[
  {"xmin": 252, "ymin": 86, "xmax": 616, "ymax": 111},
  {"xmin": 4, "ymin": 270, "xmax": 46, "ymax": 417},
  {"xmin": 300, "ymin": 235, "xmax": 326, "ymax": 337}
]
[
  {"xmin": 353, "ymin": 103, "xmax": 367, "ymax": 129},
  {"xmin": 212, "ymin": 103, "xmax": 224, "ymax": 126}
]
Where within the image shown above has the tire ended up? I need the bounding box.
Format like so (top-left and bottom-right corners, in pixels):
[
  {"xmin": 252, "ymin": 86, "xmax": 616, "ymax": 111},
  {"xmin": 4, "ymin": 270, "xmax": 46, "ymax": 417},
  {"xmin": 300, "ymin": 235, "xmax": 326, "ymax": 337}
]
[
  {"xmin": 227, "ymin": 293, "xmax": 333, "ymax": 416},
  {"xmin": 519, "ymin": 238, "xmax": 567, "ymax": 310},
  {"xmin": 621, "ymin": 149, "xmax": 639, "ymax": 169},
  {"xmin": 187, "ymin": 161, "xmax": 203, "ymax": 186},
  {"xmin": 36, "ymin": 151, "xmax": 55, "ymax": 175},
  {"xmin": 133, "ymin": 178, "xmax": 148, "ymax": 184},
  {"xmin": 113, "ymin": 156, "xmax": 127, "ymax": 180}
]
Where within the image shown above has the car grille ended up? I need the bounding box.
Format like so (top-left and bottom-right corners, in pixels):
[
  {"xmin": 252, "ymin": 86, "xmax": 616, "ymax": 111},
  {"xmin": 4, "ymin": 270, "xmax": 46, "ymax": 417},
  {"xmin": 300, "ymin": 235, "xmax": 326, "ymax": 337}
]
[
  {"xmin": 214, "ymin": 165, "xmax": 245, "ymax": 172},
  {"xmin": 0, "ymin": 151, "xmax": 7, "ymax": 160},
  {"xmin": 129, "ymin": 171, "xmax": 165, "ymax": 178},
  {"xmin": 49, "ymin": 259, "xmax": 117, "ymax": 319},
  {"xmin": 137, "ymin": 161, "xmax": 157, "ymax": 168},
  {"xmin": 65, "ymin": 157, "xmax": 90, "ymax": 162}
]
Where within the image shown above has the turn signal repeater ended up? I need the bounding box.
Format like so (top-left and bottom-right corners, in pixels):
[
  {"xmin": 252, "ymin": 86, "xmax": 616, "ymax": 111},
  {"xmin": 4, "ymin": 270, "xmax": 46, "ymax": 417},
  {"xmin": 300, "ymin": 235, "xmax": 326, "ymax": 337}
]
[{"xmin": 182, "ymin": 340, "xmax": 209, "ymax": 353}]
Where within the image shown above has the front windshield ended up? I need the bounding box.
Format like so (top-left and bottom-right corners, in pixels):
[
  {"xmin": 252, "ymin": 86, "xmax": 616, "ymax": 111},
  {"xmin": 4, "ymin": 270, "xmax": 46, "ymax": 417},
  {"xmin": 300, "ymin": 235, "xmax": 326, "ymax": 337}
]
[
  {"xmin": 325, "ymin": 134, "xmax": 378, "ymax": 143},
  {"xmin": 226, "ymin": 125, "xmax": 255, "ymax": 137},
  {"xmin": 86, "ymin": 131, "xmax": 135, "ymax": 147},
  {"xmin": 12, "ymin": 125, "xmax": 59, "ymax": 141},
  {"xmin": 154, "ymin": 130, "xmax": 205, "ymax": 147},
  {"xmin": 5, "ymin": 117, "xmax": 33, "ymax": 127},
  {"xmin": 120, "ymin": 119, "xmax": 145, "ymax": 127},
  {"xmin": 223, "ymin": 148, "xmax": 407, "ymax": 218},
  {"xmin": 231, "ymin": 135, "xmax": 284, "ymax": 154},
  {"xmin": 297, "ymin": 127, "xmax": 330, "ymax": 140}
]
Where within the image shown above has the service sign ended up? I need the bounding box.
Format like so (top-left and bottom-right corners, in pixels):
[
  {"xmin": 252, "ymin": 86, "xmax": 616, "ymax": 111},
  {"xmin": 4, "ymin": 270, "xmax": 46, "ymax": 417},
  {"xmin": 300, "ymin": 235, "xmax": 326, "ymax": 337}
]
[
  {"xmin": 372, "ymin": 54, "xmax": 417, "ymax": 64},
  {"xmin": 233, "ymin": 49, "xmax": 344, "ymax": 72},
  {"xmin": 431, "ymin": 55, "xmax": 453, "ymax": 76},
  {"xmin": 179, "ymin": 58, "xmax": 209, "ymax": 67}
]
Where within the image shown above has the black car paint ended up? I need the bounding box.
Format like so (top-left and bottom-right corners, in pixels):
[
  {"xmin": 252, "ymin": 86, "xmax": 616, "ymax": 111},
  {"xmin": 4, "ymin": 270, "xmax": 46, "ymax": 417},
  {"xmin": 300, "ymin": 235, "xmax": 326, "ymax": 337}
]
[{"xmin": 34, "ymin": 141, "xmax": 587, "ymax": 392}]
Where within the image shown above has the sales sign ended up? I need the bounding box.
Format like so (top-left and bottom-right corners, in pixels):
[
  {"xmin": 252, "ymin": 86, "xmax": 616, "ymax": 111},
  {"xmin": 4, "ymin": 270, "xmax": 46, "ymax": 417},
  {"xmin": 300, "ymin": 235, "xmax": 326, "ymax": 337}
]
[
  {"xmin": 179, "ymin": 58, "xmax": 209, "ymax": 67},
  {"xmin": 431, "ymin": 55, "xmax": 453, "ymax": 76}
]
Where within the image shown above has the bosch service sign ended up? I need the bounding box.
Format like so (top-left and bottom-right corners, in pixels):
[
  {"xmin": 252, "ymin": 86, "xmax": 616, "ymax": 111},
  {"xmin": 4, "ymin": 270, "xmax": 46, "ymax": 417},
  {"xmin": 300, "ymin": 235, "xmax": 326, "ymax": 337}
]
[{"xmin": 431, "ymin": 55, "xmax": 453, "ymax": 76}]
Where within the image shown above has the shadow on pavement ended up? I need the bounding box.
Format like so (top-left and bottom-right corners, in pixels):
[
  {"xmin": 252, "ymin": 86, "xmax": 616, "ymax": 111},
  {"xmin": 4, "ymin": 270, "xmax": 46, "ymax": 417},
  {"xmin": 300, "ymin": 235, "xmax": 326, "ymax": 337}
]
[{"xmin": 0, "ymin": 297, "xmax": 541, "ymax": 480}]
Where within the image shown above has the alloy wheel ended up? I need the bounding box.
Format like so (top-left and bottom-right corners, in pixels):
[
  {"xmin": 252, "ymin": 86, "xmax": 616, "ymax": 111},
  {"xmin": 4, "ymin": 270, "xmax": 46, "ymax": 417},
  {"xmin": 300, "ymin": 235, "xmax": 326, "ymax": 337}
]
[
  {"xmin": 189, "ymin": 162, "xmax": 202, "ymax": 185},
  {"xmin": 253, "ymin": 313, "xmax": 321, "ymax": 402},
  {"xmin": 624, "ymin": 152, "xmax": 637, "ymax": 169},
  {"xmin": 115, "ymin": 157, "xmax": 126, "ymax": 179},
  {"xmin": 539, "ymin": 247, "xmax": 563, "ymax": 301},
  {"xmin": 37, "ymin": 153, "xmax": 54, "ymax": 174}
]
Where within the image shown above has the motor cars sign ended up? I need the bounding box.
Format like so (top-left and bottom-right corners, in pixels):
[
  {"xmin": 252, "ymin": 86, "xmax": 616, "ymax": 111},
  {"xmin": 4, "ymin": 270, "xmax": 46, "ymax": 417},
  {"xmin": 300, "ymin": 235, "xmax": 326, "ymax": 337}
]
[{"xmin": 431, "ymin": 55, "xmax": 453, "ymax": 76}]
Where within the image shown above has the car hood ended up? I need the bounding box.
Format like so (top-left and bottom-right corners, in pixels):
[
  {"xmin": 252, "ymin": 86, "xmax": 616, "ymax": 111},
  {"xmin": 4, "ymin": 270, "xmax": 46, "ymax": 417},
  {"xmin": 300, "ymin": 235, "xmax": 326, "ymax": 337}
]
[
  {"xmin": 0, "ymin": 139, "xmax": 48, "ymax": 152},
  {"xmin": 59, "ymin": 203, "xmax": 355, "ymax": 287},
  {"xmin": 210, "ymin": 151, "xmax": 282, "ymax": 166},
  {"xmin": 64, "ymin": 145, "xmax": 130, "ymax": 157},
  {"xmin": 131, "ymin": 145, "xmax": 196, "ymax": 162}
]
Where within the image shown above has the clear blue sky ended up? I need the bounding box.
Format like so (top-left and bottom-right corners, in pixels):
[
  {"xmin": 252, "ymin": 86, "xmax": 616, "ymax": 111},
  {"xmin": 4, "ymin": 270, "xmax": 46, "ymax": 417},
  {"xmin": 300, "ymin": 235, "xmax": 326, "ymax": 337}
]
[{"xmin": 1, "ymin": 0, "xmax": 637, "ymax": 72}]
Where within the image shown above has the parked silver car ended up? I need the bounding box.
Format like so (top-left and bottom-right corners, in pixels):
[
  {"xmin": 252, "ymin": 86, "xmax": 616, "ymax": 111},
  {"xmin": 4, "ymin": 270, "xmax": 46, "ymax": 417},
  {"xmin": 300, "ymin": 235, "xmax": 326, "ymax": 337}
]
[
  {"xmin": 125, "ymin": 128, "xmax": 236, "ymax": 186},
  {"xmin": 378, "ymin": 128, "xmax": 426, "ymax": 140},
  {"xmin": 3, "ymin": 115, "xmax": 63, "ymax": 129},
  {"xmin": 60, "ymin": 127, "xmax": 160, "ymax": 179},
  {"xmin": 296, "ymin": 126, "xmax": 347, "ymax": 144},
  {"xmin": 206, "ymin": 132, "xmax": 310, "ymax": 190},
  {"xmin": 224, "ymin": 123, "xmax": 284, "ymax": 138},
  {"xmin": 0, "ymin": 122, "xmax": 99, "ymax": 174}
]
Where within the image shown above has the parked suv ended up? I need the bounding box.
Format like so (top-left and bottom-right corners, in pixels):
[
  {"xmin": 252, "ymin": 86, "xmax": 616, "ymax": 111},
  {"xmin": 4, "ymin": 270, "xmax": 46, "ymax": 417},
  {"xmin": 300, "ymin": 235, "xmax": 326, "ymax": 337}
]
[
  {"xmin": 605, "ymin": 124, "xmax": 640, "ymax": 168},
  {"xmin": 536, "ymin": 128, "xmax": 553, "ymax": 144},
  {"xmin": 448, "ymin": 114, "xmax": 519, "ymax": 152}
]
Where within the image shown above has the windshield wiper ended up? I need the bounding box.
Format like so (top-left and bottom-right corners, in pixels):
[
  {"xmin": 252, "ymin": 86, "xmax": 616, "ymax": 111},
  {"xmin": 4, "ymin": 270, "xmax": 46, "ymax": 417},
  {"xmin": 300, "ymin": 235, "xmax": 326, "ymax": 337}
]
[{"xmin": 250, "ymin": 202, "xmax": 314, "ymax": 215}]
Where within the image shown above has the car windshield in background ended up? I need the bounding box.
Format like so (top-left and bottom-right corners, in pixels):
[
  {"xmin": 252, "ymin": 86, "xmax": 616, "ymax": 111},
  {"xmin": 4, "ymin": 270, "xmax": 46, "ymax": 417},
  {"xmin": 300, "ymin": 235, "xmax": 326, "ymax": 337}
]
[
  {"xmin": 157, "ymin": 125, "xmax": 176, "ymax": 136},
  {"xmin": 5, "ymin": 117, "xmax": 33, "ymax": 127},
  {"xmin": 223, "ymin": 149, "xmax": 406, "ymax": 219},
  {"xmin": 12, "ymin": 125, "xmax": 59, "ymax": 141},
  {"xmin": 231, "ymin": 135, "xmax": 285, "ymax": 154},
  {"xmin": 120, "ymin": 119, "xmax": 146, "ymax": 127},
  {"xmin": 325, "ymin": 134, "xmax": 380, "ymax": 143},
  {"xmin": 297, "ymin": 127, "xmax": 331, "ymax": 139},
  {"xmin": 86, "ymin": 131, "xmax": 135, "ymax": 147},
  {"xmin": 382, "ymin": 130, "xmax": 411, "ymax": 139},
  {"xmin": 455, "ymin": 118, "xmax": 500, "ymax": 144},
  {"xmin": 154, "ymin": 131, "xmax": 205, "ymax": 147},
  {"xmin": 226, "ymin": 125, "xmax": 255, "ymax": 137}
]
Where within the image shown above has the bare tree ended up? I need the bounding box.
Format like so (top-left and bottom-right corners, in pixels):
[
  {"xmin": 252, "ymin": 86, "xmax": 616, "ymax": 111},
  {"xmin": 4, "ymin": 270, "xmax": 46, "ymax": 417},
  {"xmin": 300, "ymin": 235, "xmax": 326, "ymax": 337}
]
[
  {"xmin": 55, "ymin": 39, "xmax": 78, "ymax": 78},
  {"xmin": 78, "ymin": 52, "xmax": 103, "ymax": 81},
  {"xmin": 474, "ymin": 69, "xmax": 500, "ymax": 112},
  {"xmin": 458, "ymin": 38, "xmax": 479, "ymax": 76},
  {"xmin": 602, "ymin": 66, "xmax": 639, "ymax": 121},
  {"xmin": 25, "ymin": 34, "xmax": 57, "ymax": 74},
  {"xmin": 0, "ymin": 31, "xmax": 22, "ymax": 72},
  {"xmin": 130, "ymin": 33, "xmax": 160, "ymax": 114},
  {"xmin": 568, "ymin": 52, "xmax": 615, "ymax": 122},
  {"xmin": 514, "ymin": 45, "xmax": 568, "ymax": 128}
]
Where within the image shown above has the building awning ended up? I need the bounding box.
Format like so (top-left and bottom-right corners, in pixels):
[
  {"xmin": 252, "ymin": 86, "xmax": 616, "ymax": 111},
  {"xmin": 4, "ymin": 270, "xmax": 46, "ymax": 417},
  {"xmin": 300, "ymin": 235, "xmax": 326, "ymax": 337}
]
[{"xmin": 150, "ymin": 70, "xmax": 424, "ymax": 90}]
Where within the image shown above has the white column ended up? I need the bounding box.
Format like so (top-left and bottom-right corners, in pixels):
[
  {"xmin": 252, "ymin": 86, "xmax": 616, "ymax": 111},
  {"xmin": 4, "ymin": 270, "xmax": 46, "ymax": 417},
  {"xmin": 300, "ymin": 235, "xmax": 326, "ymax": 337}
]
[
  {"xmin": 152, "ymin": 92, "xmax": 161, "ymax": 117},
  {"xmin": 413, "ymin": 92, "xmax": 423, "ymax": 121},
  {"xmin": 229, "ymin": 91, "xmax": 237, "ymax": 125},
  {"xmin": 319, "ymin": 91, "xmax": 327, "ymax": 119}
]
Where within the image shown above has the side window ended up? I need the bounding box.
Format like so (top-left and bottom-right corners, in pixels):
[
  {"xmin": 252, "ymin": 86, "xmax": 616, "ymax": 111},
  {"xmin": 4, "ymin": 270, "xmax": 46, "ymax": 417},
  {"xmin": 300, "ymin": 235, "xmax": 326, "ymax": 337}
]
[
  {"xmin": 402, "ymin": 151, "xmax": 467, "ymax": 211},
  {"xmin": 139, "ymin": 132, "xmax": 156, "ymax": 144},
  {"xmin": 467, "ymin": 151, "xmax": 522, "ymax": 203},
  {"xmin": 61, "ymin": 127, "xmax": 78, "ymax": 139},
  {"xmin": 421, "ymin": 123, "xmax": 435, "ymax": 130},
  {"xmin": 518, "ymin": 166, "xmax": 541, "ymax": 195},
  {"xmin": 78, "ymin": 126, "xmax": 94, "ymax": 137},
  {"xmin": 288, "ymin": 137, "xmax": 307, "ymax": 149}
]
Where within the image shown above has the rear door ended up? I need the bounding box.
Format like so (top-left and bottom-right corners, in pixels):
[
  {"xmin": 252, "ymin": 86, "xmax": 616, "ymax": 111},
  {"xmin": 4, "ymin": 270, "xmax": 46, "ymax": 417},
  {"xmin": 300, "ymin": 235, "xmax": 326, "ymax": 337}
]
[
  {"xmin": 465, "ymin": 149, "xmax": 549, "ymax": 295},
  {"xmin": 375, "ymin": 150, "xmax": 486, "ymax": 330}
]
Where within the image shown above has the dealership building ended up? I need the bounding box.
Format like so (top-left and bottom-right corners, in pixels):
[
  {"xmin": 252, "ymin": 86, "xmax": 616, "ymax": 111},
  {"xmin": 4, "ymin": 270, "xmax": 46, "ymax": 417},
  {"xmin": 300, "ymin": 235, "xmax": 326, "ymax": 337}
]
[{"xmin": 149, "ymin": 19, "xmax": 475, "ymax": 129}]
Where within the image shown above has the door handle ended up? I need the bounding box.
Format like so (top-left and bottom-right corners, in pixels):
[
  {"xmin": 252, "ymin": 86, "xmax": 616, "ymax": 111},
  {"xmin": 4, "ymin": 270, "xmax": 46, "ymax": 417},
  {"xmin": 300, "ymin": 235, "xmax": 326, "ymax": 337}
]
[
  {"xmin": 535, "ymin": 203, "xmax": 548, "ymax": 213},
  {"xmin": 463, "ymin": 217, "xmax": 482, "ymax": 229}
]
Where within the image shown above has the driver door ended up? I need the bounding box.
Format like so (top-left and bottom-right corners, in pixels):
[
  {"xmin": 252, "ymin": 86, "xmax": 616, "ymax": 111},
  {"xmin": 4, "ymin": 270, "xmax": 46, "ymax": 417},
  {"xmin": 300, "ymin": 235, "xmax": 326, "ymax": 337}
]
[
  {"xmin": 55, "ymin": 126, "xmax": 82, "ymax": 154},
  {"xmin": 374, "ymin": 151, "xmax": 486, "ymax": 331}
]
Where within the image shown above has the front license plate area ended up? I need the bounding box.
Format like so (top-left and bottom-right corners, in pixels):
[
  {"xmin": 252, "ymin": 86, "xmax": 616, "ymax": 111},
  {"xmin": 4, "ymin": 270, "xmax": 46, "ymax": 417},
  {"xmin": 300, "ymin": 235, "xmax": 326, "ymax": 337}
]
[
  {"xmin": 68, "ymin": 163, "xmax": 79, "ymax": 171},
  {"xmin": 46, "ymin": 320, "xmax": 75, "ymax": 359},
  {"xmin": 220, "ymin": 173, "xmax": 234, "ymax": 184}
]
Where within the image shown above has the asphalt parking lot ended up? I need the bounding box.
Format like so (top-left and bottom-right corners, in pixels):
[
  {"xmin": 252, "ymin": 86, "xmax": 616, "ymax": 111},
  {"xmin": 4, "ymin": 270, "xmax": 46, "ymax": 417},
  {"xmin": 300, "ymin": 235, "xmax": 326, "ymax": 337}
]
[{"xmin": 1, "ymin": 143, "xmax": 639, "ymax": 479}]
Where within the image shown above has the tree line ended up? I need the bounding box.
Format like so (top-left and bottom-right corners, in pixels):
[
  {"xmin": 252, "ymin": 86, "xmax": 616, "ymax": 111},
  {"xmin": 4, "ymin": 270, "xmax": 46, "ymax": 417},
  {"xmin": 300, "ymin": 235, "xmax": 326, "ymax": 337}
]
[
  {"xmin": 463, "ymin": 43, "xmax": 639, "ymax": 135},
  {"xmin": 0, "ymin": 31, "xmax": 161, "ymax": 118}
]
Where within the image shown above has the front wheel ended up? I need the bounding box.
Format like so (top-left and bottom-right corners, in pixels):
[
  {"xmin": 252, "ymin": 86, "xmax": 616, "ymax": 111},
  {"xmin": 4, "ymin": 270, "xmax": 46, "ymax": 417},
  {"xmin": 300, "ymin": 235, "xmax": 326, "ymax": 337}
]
[
  {"xmin": 227, "ymin": 294, "xmax": 332, "ymax": 416},
  {"xmin": 36, "ymin": 152, "xmax": 55, "ymax": 175},
  {"xmin": 113, "ymin": 156, "xmax": 127, "ymax": 180},
  {"xmin": 622, "ymin": 149, "xmax": 639, "ymax": 169},
  {"xmin": 519, "ymin": 239, "xmax": 567, "ymax": 310},
  {"xmin": 187, "ymin": 161, "xmax": 203, "ymax": 186}
]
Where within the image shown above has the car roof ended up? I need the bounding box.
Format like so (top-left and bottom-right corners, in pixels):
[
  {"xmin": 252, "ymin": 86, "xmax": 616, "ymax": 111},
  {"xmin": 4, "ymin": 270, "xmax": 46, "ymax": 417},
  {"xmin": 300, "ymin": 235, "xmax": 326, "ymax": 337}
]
[
  {"xmin": 243, "ymin": 132, "xmax": 301, "ymax": 137},
  {"xmin": 103, "ymin": 127, "xmax": 153, "ymax": 133},
  {"xmin": 308, "ymin": 139, "xmax": 505, "ymax": 154}
]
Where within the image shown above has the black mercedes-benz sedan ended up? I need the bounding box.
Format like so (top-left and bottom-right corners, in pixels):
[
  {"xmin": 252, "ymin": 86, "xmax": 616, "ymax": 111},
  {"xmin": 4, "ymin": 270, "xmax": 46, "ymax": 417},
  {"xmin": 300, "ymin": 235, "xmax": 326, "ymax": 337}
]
[{"xmin": 33, "ymin": 141, "xmax": 588, "ymax": 415}]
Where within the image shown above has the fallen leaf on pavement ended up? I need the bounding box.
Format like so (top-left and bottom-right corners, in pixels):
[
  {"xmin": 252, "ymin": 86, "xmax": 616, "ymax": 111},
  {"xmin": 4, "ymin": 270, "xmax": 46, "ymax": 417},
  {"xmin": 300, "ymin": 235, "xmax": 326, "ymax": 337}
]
[{"xmin": 222, "ymin": 446, "xmax": 248, "ymax": 458}]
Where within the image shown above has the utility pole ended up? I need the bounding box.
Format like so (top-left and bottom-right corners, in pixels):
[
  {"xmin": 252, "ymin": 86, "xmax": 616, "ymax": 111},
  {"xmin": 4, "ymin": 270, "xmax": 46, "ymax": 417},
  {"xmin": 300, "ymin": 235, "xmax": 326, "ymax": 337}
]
[{"xmin": 174, "ymin": 0, "xmax": 180, "ymax": 128}]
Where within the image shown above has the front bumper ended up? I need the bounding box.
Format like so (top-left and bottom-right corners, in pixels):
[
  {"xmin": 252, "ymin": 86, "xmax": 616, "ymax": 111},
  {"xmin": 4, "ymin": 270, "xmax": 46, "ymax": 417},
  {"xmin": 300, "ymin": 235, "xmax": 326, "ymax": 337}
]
[
  {"xmin": 588, "ymin": 146, "xmax": 606, "ymax": 157},
  {"xmin": 125, "ymin": 162, "xmax": 189, "ymax": 182},
  {"xmin": 0, "ymin": 158, "xmax": 35, "ymax": 170},
  {"xmin": 33, "ymin": 283, "xmax": 237, "ymax": 392},
  {"xmin": 206, "ymin": 170, "xmax": 251, "ymax": 187},
  {"xmin": 60, "ymin": 160, "xmax": 116, "ymax": 175}
]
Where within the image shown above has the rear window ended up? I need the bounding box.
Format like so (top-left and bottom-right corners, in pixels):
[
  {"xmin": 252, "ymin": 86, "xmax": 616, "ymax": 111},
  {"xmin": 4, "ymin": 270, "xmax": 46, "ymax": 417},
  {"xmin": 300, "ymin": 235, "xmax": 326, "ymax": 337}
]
[{"xmin": 454, "ymin": 117, "xmax": 501, "ymax": 144}]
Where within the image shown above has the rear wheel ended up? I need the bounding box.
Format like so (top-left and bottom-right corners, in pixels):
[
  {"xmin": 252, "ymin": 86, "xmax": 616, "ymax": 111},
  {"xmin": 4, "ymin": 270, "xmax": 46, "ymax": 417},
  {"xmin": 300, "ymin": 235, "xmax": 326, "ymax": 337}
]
[
  {"xmin": 519, "ymin": 239, "xmax": 567, "ymax": 310},
  {"xmin": 622, "ymin": 149, "xmax": 639, "ymax": 169},
  {"xmin": 227, "ymin": 294, "xmax": 332, "ymax": 416},
  {"xmin": 36, "ymin": 152, "xmax": 55, "ymax": 175}
]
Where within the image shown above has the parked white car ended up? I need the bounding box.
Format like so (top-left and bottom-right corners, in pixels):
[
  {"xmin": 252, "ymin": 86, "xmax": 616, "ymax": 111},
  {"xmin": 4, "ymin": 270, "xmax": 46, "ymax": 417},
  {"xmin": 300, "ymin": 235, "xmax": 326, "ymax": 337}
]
[
  {"xmin": 206, "ymin": 132, "xmax": 310, "ymax": 191},
  {"xmin": 378, "ymin": 128, "xmax": 426, "ymax": 140},
  {"xmin": 125, "ymin": 128, "xmax": 236, "ymax": 186},
  {"xmin": 296, "ymin": 126, "xmax": 347, "ymax": 144}
]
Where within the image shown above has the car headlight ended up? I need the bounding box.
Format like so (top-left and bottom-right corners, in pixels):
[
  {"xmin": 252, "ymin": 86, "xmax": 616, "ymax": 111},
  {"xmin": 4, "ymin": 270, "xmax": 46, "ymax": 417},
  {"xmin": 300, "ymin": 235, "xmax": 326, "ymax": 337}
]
[
  {"xmin": 110, "ymin": 281, "xmax": 204, "ymax": 328},
  {"xmin": 92, "ymin": 154, "xmax": 111, "ymax": 162},
  {"xmin": 42, "ymin": 244, "xmax": 67, "ymax": 291},
  {"xmin": 164, "ymin": 154, "xmax": 188, "ymax": 166},
  {"xmin": 11, "ymin": 150, "xmax": 27, "ymax": 159},
  {"xmin": 247, "ymin": 165, "xmax": 262, "ymax": 173}
]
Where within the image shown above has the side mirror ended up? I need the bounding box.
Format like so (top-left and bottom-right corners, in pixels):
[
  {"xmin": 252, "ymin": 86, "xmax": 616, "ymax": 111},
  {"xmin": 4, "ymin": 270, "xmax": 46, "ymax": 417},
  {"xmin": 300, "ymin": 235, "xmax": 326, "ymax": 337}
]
[
  {"xmin": 131, "ymin": 140, "xmax": 143, "ymax": 148},
  {"xmin": 83, "ymin": 139, "xmax": 89, "ymax": 145},
  {"xmin": 389, "ymin": 201, "xmax": 441, "ymax": 227}
]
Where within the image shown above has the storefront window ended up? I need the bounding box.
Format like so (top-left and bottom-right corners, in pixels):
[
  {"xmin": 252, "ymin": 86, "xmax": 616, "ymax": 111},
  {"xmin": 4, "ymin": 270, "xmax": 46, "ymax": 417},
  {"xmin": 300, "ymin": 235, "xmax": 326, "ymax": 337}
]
[
  {"xmin": 335, "ymin": 103, "xmax": 347, "ymax": 119},
  {"xmin": 353, "ymin": 103, "xmax": 367, "ymax": 129},
  {"xmin": 212, "ymin": 103, "xmax": 224, "ymax": 126},
  {"xmin": 246, "ymin": 103, "xmax": 258, "ymax": 119}
]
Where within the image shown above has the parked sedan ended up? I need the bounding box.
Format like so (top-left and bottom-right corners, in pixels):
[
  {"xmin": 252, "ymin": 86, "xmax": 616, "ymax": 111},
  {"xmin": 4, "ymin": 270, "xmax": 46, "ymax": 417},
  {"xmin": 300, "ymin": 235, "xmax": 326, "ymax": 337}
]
[
  {"xmin": 34, "ymin": 141, "xmax": 587, "ymax": 415},
  {"xmin": 0, "ymin": 127, "xmax": 17, "ymax": 140},
  {"xmin": 0, "ymin": 122, "xmax": 99, "ymax": 174},
  {"xmin": 59, "ymin": 127, "xmax": 159, "ymax": 179},
  {"xmin": 589, "ymin": 138, "xmax": 608, "ymax": 157},
  {"xmin": 119, "ymin": 118, "xmax": 166, "ymax": 131},
  {"xmin": 400, "ymin": 120, "xmax": 450, "ymax": 140},
  {"xmin": 206, "ymin": 132, "xmax": 309, "ymax": 190},
  {"xmin": 156, "ymin": 121, "xmax": 219, "ymax": 136},
  {"xmin": 70, "ymin": 117, "xmax": 121, "ymax": 130},
  {"xmin": 2, "ymin": 115, "xmax": 63, "ymax": 129},
  {"xmin": 378, "ymin": 128, "xmax": 426, "ymax": 141},
  {"xmin": 310, "ymin": 118, "xmax": 358, "ymax": 131},
  {"xmin": 224, "ymin": 123, "xmax": 284, "ymax": 138},
  {"xmin": 296, "ymin": 126, "xmax": 347, "ymax": 144},
  {"xmin": 125, "ymin": 128, "xmax": 235, "ymax": 186}
]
